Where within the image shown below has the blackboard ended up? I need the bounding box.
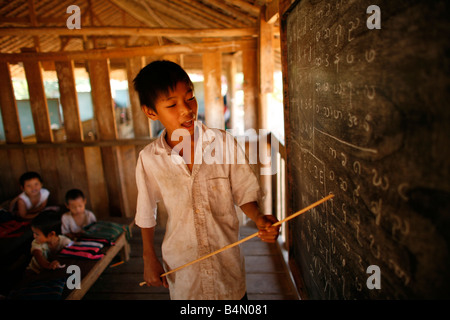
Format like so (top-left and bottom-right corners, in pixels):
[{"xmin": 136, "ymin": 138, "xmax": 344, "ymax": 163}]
[{"xmin": 282, "ymin": 0, "xmax": 450, "ymax": 299}]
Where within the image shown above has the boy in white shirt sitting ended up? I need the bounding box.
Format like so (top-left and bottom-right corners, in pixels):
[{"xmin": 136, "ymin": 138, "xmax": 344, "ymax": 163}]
[
  {"xmin": 9, "ymin": 171, "xmax": 50, "ymax": 221},
  {"xmin": 61, "ymin": 189, "xmax": 96, "ymax": 239}
]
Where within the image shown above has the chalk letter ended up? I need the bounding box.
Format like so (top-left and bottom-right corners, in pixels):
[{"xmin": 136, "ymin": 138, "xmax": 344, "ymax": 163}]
[
  {"xmin": 66, "ymin": 265, "xmax": 81, "ymax": 289},
  {"xmin": 66, "ymin": 5, "xmax": 81, "ymax": 29},
  {"xmin": 366, "ymin": 265, "xmax": 381, "ymax": 289},
  {"xmin": 366, "ymin": 5, "xmax": 381, "ymax": 29}
]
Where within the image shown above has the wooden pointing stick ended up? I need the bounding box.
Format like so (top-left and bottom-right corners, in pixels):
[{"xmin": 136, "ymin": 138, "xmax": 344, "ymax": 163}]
[{"xmin": 139, "ymin": 193, "xmax": 334, "ymax": 286}]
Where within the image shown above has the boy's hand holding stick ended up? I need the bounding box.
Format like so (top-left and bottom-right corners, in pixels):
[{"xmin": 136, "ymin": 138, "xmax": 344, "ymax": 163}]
[{"xmin": 139, "ymin": 194, "xmax": 334, "ymax": 286}]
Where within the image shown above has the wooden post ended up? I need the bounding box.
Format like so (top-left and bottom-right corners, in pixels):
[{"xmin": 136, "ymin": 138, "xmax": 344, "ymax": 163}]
[
  {"xmin": 126, "ymin": 56, "xmax": 151, "ymax": 138},
  {"xmin": 258, "ymin": 5, "xmax": 274, "ymax": 130},
  {"xmin": 202, "ymin": 51, "xmax": 224, "ymax": 129},
  {"xmin": 225, "ymin": 53, "xmax": 237, "ymax": 129},
  {"xmin": 55, "ymin": 60, "xmax": 83, "ymax": 142},
  {"xmin": 242, "ymin": 48, "xmax": 258, "ymax": 131},
  {"xmin": 257, "ymin": 6, "xmax": 275, "ymax": 216},
  {"xmin": 21, "ymin": 48, "xmax": 53, "ymax": 143},
  {"xmin": 0, "ymin": 62, "xmax": 22, "ymax": 143},
  {"xmin": 55, "ymin": 60, "xmax": 94, "ymax": 210},
  {"xmin": 87, "ymin": 59, "xmax": 117, "ymax": 141},
  {"xmin": 87, "ymin": 59, "xmax": 120, "ymax": 217}
]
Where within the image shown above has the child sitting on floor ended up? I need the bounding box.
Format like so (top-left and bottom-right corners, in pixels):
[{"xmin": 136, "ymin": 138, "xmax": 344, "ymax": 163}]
[
  {"xmin": 61, "ymin": 189, "xmax": 96, "ymax": 239},
  {"xmin": 9, "ymin": 171, "xmax": 50, "ymax": 221},
  {"xmin": 27, "ymin": 211, "xmax": 71, "ymax": 274}
]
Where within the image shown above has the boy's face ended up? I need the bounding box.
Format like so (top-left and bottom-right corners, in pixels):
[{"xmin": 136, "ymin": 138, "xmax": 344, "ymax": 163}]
[
  {"xmin": 66, "ymin": 197, "xmax": 87, "ymax": 216},
  {"xmin": 31, "ymin": 226, "xmax": 54, "ymax": 244},
  {"xmin": 143, "ymin": 81, "xmax": 197, "ymax": 147},
  {"xmin": 22, "ymin": 178, "xmax": 43, "ymax": 198}
]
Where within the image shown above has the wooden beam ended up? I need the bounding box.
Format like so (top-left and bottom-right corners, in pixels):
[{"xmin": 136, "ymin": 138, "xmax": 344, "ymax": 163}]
[
  {"xmin": 265, "ymin": 0, "xmax": 280, "ymax": 24},
  {"xmin": 55, "ymin": 60, "xmax": 84, "ymax": 142},
  {"xmin": 0, "ymin": 39, "xmax": 256, "ymax": 63},
  {"xmin": 0, "ymin": 62, "xmax": 22, "ymax": 143},
  {"xmin": 0, "ymin": 27, "xmax": 258, "ymax": 38},
  {"xmin": 202, "ymin": 51, "xmax": 224, "ymax": 129}
]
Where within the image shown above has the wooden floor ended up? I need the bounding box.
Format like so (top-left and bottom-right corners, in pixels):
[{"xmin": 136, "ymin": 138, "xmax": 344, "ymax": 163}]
[{"xmin": 83, "ymin": 223, "xmax": 299, "ymax": 300}]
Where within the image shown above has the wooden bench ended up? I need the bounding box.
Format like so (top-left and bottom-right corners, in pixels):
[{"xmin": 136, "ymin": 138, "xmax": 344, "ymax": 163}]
[
  {"xmin": 63, "ymin": 218, "xmax": 133, "ymax": 300},
  {"xmin": 3, "ymin": 217, "xmax": 133, "ymax": 300}
]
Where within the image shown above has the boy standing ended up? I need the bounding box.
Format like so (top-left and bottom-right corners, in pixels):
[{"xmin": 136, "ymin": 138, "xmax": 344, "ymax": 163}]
[{"xmin": 133, "ymin": 60, "xmax": 279, "ymax": 300}]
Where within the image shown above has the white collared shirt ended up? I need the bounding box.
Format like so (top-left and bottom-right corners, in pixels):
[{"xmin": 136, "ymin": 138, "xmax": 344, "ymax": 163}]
[{"xmin": 135, "ymin": 123, "xmax": 262, "ymax": 299}]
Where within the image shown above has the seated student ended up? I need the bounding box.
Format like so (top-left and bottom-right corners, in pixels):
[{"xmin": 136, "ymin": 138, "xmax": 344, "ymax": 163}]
[
  {"xmin": 9, "ymin": 171, "xmax": 50, "ymax": 221},
  {"xmin": 27, "ymin": 211, "xmax": 71, "ymax": 274},
  {"xmin": 61, "ymin": 189, "xmax": 96, "ymax": 239}
]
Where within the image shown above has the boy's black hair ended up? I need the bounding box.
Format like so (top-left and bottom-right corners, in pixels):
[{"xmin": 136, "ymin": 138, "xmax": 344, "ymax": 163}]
[
  {"xmin": 31, "ymin": 210, "xmax": 61, "ymax": 236},
  {"xmin": 133, "ymin": 60, "xmax": 194, "ymax": 112},
  {"xmin": 65, "ymin": 188, "xmax": 85, "ymax": 203},
  {"xmin": 19, "ymin": 171, "xmax": 43, "ymax": 187}
]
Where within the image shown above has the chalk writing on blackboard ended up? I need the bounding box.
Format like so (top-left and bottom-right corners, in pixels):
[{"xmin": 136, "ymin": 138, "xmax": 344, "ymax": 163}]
[{"xmin": 285, "ymin": 0, "xmax": 450, "ymax": 299}]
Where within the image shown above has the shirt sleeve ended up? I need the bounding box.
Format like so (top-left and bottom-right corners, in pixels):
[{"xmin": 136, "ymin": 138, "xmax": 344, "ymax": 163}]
[
  {"xmin": 228, "ymin": 133, "xmax": 263, "ymax": 208},
  {"xmin": 84, "ymin": 210, "xmax": 96, "ymax": 225},
  {"xmin": 134, "ymin": 152, "xmax": 160, "ymax": 228}
]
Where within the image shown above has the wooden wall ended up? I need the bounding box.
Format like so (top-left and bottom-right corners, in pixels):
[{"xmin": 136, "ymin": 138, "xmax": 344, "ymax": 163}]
[{"xmin": 0, "ymin": 39, "xmax": 258, "ymax": 219}]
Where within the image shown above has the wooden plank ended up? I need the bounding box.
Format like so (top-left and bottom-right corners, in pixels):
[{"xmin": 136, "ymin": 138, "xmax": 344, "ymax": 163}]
[
  {"xmin": 88, "ymin": 59, "xmax": 117, "ymax": 141},
  {"xmin": 100, "ymin": 146, "xmax": 124, "ymax": 217},
  {"xmin": 21, "ymin": 49, "xmax": 53, "ymax": 143},
  {"xmin": 6, "ymin": 149, "xmax": 27, "ymax": 196},
  {"xmin": 202, "ymin": 51, "xmax": 224, "ymax": 129},
  {"xmin": 55, "ymin": 60, "xmax": 83, "ymax": 142},
  {"xmin": 23, "ymin": 148, "xmax": 41, "ymax": 173},
  {"xmin": 37, "ymin": 148, "xmax": 60, "ymax": 205},
  {"xmin": 0, "ymin": 150, "xmax": 15, "ymax": 201},
  {"xmin": 66, "ymin": 147, "xmax": 92, "ymax": 210},
  {"xmin": 116, "ymin": 145, "xmax": 138, "ymax": 218},
  {"xmin": 54, "ymin": 147, "xmax": 72, "ymax": 204},
  {"xmin": 126, "ymin": 56, "xmax": 151, "ymax": 138},
  {"xmin": 0, "ymin": 62, "xmax": 22, "ymax": 143},
  {"xmin": 83, "ymin": 146, "xmax": 109, "ymax": 219}
]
